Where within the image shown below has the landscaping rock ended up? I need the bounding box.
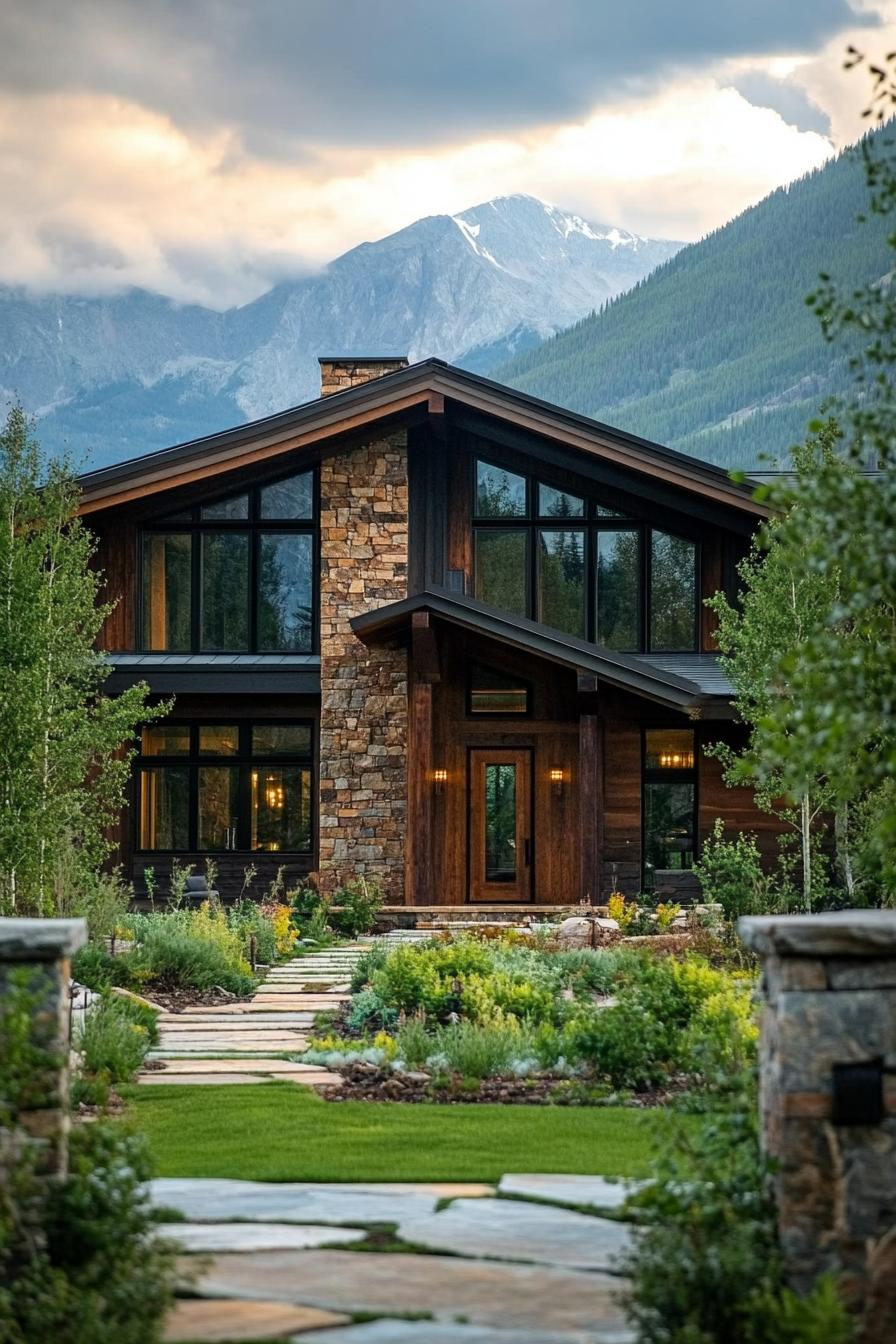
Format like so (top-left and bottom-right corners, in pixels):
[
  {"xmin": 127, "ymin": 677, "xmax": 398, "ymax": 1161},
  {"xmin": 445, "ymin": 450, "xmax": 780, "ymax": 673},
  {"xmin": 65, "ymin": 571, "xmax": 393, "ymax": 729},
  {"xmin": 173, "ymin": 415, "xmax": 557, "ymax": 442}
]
[
  {"xmin": 557, "ymin": 917, "xmax": 620, "ymax": 949},
  {"xmin": 152, "ymin": 1177, "xmax": 439, "ymax": 1224},
  {"xmin": 498, "ymin": 1173, "xmax": 644, "ymax": 1211},
  {"xmin": 186, "ymin": 1249, "xmax": 633, "ymax": 1336},
  {"xmin": 163, "ymin": 1297, "xmax": 349, "ymax": 1341},
  {"xmin": 298, "ymin": 1321, "xmax": 617, "ymax": 1343},
  {"xmin": 397, "ymin": 1196, "xmax": 632, "ymax": 1271},
  {"xmin": 166, "ymin": 1222, "xmax": 367, "ymax": 1252}
]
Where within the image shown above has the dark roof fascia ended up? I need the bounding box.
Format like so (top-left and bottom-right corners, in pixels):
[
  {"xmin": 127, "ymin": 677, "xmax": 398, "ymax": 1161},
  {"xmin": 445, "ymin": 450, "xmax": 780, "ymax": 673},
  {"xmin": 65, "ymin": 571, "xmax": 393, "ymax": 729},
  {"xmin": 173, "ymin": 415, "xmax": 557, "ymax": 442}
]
[
  {"xmin": 104, "ymin": 653, "xmax": 320, "ymax": 695},
  {"xmin": 77, "ymin": 357, "xmax": 766, "ymax": 519},
  {"xmin": 351, "ymin": 587, "xmax": 706, "ymax": 710}
]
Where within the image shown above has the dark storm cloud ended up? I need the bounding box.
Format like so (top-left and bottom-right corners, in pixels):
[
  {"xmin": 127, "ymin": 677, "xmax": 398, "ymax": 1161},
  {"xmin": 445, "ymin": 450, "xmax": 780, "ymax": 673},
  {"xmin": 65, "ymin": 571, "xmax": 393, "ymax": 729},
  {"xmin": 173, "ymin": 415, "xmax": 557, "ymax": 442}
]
[
  {"xmin": 0, "ymin": 0, "xmax": 877, "ymax": 149},
  {"xmin": 731, "ymin": 70, "xmax": 833, "ymax": 135}
]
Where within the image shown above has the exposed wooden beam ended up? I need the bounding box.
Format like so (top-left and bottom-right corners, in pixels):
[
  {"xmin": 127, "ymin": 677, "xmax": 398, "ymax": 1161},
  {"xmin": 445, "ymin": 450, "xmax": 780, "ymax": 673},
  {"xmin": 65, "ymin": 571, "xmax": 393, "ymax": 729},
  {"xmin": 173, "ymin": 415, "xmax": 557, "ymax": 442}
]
[
  {"xmin": 406, "ymin": 674, "xmax": 434, "ymax": 906},
  {"xmin": 411, "ymin": 610, "xmax": 441, "ymax": 682},
  {"xmin": 579, "ymin": 712, "xmax": 601, "ymax": 905}
]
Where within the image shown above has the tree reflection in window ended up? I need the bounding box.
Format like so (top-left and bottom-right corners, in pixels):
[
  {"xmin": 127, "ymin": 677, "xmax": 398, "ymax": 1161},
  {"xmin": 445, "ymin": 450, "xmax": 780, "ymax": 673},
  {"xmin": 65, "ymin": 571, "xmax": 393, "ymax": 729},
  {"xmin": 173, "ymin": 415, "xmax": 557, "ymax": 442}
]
[{"xmin": 485, "ymin": 763, "xmax": 517, "ymax": 882}]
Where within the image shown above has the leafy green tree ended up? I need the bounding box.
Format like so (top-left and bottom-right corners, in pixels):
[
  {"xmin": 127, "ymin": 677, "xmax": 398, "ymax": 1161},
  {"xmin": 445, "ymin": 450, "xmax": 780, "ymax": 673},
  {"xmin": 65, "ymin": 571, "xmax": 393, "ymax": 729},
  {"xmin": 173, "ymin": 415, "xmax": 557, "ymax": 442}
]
[
  {"xmin": 705, "ymin": 424, "xmax": 845, "ymax": 907},
  {"xmin": 0, "ymin": 406, "xmax": 163, "ymax": 915},
  {"xmin": 750, "ymin": 70, "xmax": 896, "ymax": 895}
]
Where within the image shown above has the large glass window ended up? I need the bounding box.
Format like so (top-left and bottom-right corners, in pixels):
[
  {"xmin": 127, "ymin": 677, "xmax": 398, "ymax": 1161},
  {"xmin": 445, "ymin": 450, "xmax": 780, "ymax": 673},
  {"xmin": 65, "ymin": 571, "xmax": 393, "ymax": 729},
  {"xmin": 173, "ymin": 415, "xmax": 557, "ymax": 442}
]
[
  {"xmin": 471, "ymin": 457, "xmax": 699, "ymax": 652},
  {"xmin": 142, "ymin": 533, "xmax": 191, "ymax": 652},
  {"xmin": 137, "ymin": 721, "xmax": 313, "ymax": 854},
  {"xmin": 140, "ymin": 469, "xmax": 316, "ymax": 653},
  {"xmin": 596, "ymin": 529, "xmax": 640, "ymax": 651},
  {"xmin": 538, "ymin": 529, "xmax": 586, "ymax": 637},
  {"xmin": 642, "ymin": 728, "xmax": 697, "ymax": 889},
  {"xmin": 474, "ymin": 529, "xmax": 528, "ymax": 615},
  {"xmin": 650, "ymin": 531, "xmax": 697, "ymax": 652}
]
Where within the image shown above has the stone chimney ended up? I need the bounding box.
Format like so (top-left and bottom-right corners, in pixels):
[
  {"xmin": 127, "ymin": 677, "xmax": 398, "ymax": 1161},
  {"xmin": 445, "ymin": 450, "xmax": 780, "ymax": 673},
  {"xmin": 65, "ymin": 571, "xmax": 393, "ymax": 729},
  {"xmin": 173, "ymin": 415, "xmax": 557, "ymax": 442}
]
[{"xmin": 318, "ymin": 356, "xmax": 409, "ymax": 397}]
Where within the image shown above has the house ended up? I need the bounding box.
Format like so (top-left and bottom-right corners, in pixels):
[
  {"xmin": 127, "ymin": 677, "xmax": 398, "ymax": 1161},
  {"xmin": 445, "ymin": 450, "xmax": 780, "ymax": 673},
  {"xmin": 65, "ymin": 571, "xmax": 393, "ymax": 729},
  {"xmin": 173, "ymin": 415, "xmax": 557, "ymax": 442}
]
[{"xmin": 79, "ymin": 356, "xmax": 782, "ymax": 909}]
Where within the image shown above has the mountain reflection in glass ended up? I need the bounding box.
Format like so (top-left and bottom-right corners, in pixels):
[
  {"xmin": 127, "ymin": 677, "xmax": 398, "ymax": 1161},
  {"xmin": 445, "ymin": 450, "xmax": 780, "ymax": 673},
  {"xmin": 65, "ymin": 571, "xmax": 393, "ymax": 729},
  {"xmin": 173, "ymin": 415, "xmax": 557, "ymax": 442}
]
[
  {"xmin": 259, "ymin": 471, "xmax": 314, "ymax": 520},
  {"xmin": 474, "ymin": 529, "xmax": 527, "ymax": 615},
  {"xmin": 257, "ymin": 532, "xmax": 313, "ymax": 651},
  {"xmin": 538, "ymin": 529, "xmax": 585, "ymax": 636},
  {"xmin": 650, "ymin": 531, "xmax": 697, "ymax": 651},
  {"xmin": 476, "ymin": 461, "xmax": 527, "ymax": 517},
  {"xmin": 485, "ymin": 763, "xmax": 517, "ymax": 882},
  {"xmin": 201, "ymin": 532, "xmax": 249, "ymax": 650}
]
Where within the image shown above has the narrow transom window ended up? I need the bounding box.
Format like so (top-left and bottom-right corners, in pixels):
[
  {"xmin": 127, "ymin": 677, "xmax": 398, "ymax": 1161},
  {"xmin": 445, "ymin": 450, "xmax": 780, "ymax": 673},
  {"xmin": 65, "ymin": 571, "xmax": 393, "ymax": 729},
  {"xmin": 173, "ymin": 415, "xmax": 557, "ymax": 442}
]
[{"xmin": 468, "ymin": 664, "xmax": 530, "ymax": 715}]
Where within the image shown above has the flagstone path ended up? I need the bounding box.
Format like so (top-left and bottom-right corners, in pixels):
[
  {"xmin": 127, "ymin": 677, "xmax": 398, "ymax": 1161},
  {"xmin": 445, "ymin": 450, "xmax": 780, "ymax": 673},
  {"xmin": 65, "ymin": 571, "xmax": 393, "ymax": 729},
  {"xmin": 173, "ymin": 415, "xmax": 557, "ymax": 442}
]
[
  {"xmin": 153, "ymin": 1172, "xmax": 639, "ymax": 1343},
  {"xmin": 140, "ymin": 944, "xmax": 370, "ymax": 1088}
]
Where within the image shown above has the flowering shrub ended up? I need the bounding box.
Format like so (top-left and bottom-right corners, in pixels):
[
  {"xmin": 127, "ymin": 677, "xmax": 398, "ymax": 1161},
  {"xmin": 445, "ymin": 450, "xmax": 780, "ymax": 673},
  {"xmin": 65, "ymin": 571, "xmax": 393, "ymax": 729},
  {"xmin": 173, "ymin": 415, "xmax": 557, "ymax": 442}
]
[
  {"xmin": 608, "ymin": 892, "xmax": 639, "ymax": 931},
  {"xmin": 259, "ymin": 901, "xmax": 297, "ymax": 957}
]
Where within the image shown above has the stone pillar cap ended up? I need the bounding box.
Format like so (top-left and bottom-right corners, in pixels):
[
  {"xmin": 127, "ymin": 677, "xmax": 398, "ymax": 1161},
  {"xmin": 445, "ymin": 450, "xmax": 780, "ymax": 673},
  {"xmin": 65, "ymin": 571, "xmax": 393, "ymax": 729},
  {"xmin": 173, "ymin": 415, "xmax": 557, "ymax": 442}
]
[
  {"xmin": 0, "ymin": 917, "xmax": 88, "ymax": 961},
  {"xmin": 739, "ymin": 909, "xmax": 896, "ymax": 958}
]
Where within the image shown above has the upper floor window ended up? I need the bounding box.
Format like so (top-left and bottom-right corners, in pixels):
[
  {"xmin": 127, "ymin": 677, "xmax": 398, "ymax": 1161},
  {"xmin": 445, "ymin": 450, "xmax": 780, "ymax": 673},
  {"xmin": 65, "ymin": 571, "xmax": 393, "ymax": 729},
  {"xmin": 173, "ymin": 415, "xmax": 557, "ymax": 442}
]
[
  {"xmin": 472, "ymin": 458, "xmax": 697, "ymax": 653},
  {"xmin": 140, "ymin": 469, "xmax": 316, "ymax": 653}
]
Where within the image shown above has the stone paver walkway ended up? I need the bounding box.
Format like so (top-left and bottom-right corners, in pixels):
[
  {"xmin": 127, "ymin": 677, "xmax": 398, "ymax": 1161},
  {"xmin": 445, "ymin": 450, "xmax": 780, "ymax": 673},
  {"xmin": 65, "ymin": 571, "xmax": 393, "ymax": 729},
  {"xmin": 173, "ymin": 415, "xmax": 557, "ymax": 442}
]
[
  {"xmin": 140, "ymin": 943, "xmax": 369, "ymax": 1087},
  {"xmin": 152, "ymin": 1174, "xmax": 638, "ymax": 1342}
]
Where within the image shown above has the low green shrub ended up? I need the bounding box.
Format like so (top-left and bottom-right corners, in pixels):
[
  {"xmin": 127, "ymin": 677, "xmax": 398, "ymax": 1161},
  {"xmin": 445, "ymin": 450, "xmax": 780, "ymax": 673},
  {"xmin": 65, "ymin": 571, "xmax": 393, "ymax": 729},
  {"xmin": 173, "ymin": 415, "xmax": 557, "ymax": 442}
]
[
  {"xmin": 350, "ymin": 944, "xmax": 388, "ymax": 992},
  {"xmin": 331, "ymin": 876, "xmax": 385, "ymax": 937},
  {"xmin": 346, "ymin": 988, "xmax": 398, "ymax": 1033},
  {"xmin": 693, "ymin": 820, "xmax": 772, "ymax": 922},
  {"xmin": 424, "ymin": 1021, "xmax": 529, "ymax": 1080},
  {"xmin": 567, "ymin": 1000, "xmax": 670, "ymax": 1090},
  {"xmin": 74, "ymin": 993, "xmax": 157, "ymax": 1086},
  {"xmin": 71, "ymin": 942, "xmax": 135, "ymax": 991},
  {"xmin": 392, "ymin": 1017, "xmax": 432, "ymax": 1069},
  {"xmin": 227, "ymin": 899, "xmax": 277, "ymax": 966},
  {"xmin": 129, "ymin": 906, "xmax": 254, "ymax": 995}
]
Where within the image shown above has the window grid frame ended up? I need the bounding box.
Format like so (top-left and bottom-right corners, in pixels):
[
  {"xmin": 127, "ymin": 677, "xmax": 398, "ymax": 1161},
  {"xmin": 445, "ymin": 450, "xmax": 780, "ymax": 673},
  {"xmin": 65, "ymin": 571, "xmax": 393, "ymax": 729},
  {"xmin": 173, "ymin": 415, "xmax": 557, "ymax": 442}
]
[
  {"xmin": 139, "ymin": 467, "xmax": 319, "ymax": 655},
  {"xmin": 471, "ymin": 455, "xmax": 701, "ymax": 654},
  {"xmin": 136, "ymin": 719, "xmax": 315, "ymax": 856}
]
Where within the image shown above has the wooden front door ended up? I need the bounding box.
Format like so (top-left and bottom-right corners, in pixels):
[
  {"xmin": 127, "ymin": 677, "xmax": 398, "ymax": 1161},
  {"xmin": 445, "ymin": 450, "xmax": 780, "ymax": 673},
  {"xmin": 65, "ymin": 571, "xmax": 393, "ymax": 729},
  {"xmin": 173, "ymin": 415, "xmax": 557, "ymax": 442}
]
[{"xmin": 469, "ymin": 748, "xmax": 533, "ymax": 902}]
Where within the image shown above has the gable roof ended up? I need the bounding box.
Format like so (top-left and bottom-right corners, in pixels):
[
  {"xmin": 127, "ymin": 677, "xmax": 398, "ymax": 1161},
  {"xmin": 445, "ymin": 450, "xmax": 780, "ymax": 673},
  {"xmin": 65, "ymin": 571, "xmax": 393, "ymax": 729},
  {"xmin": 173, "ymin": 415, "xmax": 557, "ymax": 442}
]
[
  {"xmin": 76, "ymin": 358, "xmax": 767, "ymax": 520},
  {"xmin": 350, "ymin": 586, "xmax": 732, "ymax": 714}
]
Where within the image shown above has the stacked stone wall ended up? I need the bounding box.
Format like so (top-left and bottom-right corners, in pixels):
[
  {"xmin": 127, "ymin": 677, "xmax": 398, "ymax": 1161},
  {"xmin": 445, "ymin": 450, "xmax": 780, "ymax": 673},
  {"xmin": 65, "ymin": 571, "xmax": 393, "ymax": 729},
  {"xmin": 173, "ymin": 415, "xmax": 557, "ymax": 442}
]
[
  {"xmin": 317, "ymin": 433, "xmax": 408, "ymax": 899},
  {"xmin": 741, "ymin": 911, "xmax": 896, "ymax": 1341}
]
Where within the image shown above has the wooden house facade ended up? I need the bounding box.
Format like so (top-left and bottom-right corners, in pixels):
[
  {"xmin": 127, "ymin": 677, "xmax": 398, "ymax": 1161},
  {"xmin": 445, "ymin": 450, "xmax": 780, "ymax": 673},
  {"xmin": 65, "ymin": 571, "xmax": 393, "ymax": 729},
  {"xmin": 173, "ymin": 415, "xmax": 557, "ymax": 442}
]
[{"xmin": 78, "ymin": 357, "xmax": 782, "ymax": 906}]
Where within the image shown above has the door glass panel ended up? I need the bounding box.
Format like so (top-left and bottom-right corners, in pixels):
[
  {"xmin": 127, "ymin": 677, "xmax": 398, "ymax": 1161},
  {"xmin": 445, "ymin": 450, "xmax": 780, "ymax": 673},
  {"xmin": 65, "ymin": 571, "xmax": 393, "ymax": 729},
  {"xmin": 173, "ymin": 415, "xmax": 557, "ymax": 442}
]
[
  {"xmin": 198, "ymin": 724, "xmax": 239, "ymax": 755},
  {"xmin": 484, "ymin": 763, "xmax": 517, "ymax": 882},
  {"xmin": 257, "ymin": 533, "xmax": 313, "ymax": 651},
  {"xmin": 201, "ymin": 493, "xmax": 249, "ymax": 520},
  {"xmin": 141, "ymin": 724, "xmax": 190, "ymax": 756},
  {"xmin": 197, "ymin": 766, "xmax": 239, "ymax": 851},
  {"xmin": 200, "ymin": 532, "xmax": 249, "ymax": 650},
  {"xmin": 474, "ymin": 529, "xmax": 528, "ymax": 616},
  {"xmin": 139, "ymin": 767, "xmax": 189, "ymax": 850},
  {"xmin": 537, "ymin": 483, "xmax": 584, "ymax": 517},
  {"xmin": 142, "ymin": 533, "xmax": 191, "ymax": 651},
  {"xmin": 251, "ymin": 766, "xmax": 312, "ymax": 852},
  {"xmin": 596, "ymin": 529, "xmax": 640, "ymax": 650},
  {"xmin": 538, "ymin": 529, "xmax": 586, "ymax": 636},
  {"xmin": 259, "ymin": 472, "xmax": 314, "ymax": 520},
  {"xmin": 475, "ymin": 461, "xmax": 527, "ymax": 517},
  {"xmin": 650, "ymin": 531, "xmax": 697, "ymax": 651}
]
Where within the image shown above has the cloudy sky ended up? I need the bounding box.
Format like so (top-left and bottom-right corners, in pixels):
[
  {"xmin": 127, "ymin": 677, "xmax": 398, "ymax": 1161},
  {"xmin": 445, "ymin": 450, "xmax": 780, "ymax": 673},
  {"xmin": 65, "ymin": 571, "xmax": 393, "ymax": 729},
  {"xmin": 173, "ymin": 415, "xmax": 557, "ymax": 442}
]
[{"xmin": 0, "ymin": 0, "xmax": 893, "ymax": 307}]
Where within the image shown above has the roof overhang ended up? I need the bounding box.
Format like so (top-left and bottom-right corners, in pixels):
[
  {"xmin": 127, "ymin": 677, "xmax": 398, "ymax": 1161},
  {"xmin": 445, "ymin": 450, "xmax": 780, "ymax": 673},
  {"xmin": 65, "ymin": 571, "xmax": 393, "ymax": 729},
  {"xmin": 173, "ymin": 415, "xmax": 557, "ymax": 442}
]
[
  {"xmin": 76, "ymin": 358, "xmax": 768, "ymax": 523},
  {"xmin": 351, "ymin": 587, "xmax": 731, "ymax": 714}
]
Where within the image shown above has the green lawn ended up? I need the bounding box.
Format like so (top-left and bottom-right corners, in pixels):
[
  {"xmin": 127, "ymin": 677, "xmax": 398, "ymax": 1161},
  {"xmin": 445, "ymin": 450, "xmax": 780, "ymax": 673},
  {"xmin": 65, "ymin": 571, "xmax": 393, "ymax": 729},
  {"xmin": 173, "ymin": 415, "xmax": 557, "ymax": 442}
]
[{"xmin": 125, "ymin": 1083, "xmax": 678, "ymax": 1182}]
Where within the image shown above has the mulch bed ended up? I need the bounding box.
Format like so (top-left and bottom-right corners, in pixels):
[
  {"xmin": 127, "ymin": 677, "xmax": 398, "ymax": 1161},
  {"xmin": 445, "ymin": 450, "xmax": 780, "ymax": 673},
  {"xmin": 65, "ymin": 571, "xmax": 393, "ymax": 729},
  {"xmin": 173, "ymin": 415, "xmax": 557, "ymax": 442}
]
[
  {"xmin": 143, "ymin": 986, "xmax": 254, "ymax": 1013},
  {"xmin": 320, "ymin": 1061, "xmax": 687, "ymax": 1107}
]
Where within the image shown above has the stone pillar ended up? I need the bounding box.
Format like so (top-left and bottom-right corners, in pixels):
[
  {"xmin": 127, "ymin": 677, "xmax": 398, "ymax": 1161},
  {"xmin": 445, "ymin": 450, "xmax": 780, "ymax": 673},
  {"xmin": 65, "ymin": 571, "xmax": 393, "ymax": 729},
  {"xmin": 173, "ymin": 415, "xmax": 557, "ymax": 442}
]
[
  {"xmin": 0, "ymin": 917, "xmax": 87, "ymax": 1177},
  {"xmin": 317, "ymin": 433, "xmax": 409, "ymax": 899},
  {"xmin": 740, "ymin": 911, "xmax": 896, "ymax": 1335}
]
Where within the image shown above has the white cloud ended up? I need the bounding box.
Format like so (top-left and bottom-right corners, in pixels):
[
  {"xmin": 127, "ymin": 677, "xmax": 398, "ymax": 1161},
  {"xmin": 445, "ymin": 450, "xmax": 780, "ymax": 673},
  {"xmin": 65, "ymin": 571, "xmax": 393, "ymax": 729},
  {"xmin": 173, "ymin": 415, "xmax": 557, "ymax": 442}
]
[{"xmin": 0, "ymin": 79, "xmax": 835, "ymax": 306}]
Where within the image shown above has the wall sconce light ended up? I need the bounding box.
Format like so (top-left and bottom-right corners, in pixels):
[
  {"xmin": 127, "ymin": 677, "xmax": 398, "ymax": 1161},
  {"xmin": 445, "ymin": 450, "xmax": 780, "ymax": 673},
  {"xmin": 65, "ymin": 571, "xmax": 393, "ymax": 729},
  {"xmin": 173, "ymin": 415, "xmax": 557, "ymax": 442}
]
[
  {"xmin": 549, "ymin": 768, "xmax": 564, "ymax": 798},
  {"xmin": 433, "ymin": 768, "xmax": 447, "ymax": 796}
]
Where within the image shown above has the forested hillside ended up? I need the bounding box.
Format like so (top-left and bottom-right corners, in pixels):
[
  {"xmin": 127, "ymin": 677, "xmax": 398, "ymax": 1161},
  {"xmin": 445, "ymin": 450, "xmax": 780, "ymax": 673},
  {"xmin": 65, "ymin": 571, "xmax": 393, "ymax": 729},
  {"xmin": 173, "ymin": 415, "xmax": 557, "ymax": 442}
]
[{"xmin": 494, "ymin": 136, "xmax": 889, "ymax": 469}]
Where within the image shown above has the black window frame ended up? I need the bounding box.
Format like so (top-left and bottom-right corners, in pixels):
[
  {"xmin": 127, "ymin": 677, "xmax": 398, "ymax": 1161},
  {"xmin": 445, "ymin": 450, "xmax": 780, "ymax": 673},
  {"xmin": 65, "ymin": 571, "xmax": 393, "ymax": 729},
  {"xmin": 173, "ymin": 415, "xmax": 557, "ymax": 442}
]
[
  {"xmin": 466, "ymin": 662, "xmax": 533, "ymax": 718},
  {"xmin": 471, "ymin": 456, "xmax": 701, "ymax": 653},
  {"xmin": 640, "ymin": 725, "xmax": 699, "ymax": 891},
  {"xmin": 138, "ymin": 467, "xmax": 319, "ymax": 654},
  {"xmin": 136, "ymin": 718, "xmax": 316, "ymax": 856}
]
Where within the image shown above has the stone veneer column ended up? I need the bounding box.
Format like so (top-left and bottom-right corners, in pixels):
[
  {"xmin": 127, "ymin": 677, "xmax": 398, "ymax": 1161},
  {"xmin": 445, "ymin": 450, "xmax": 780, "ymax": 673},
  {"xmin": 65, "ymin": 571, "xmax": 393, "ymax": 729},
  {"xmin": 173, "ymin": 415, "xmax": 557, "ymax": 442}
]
[
  {"xmin": 740, "ymin": 910, "xmax": 896, "ymax": 1339},
  {"xmin": 0, "ymin": 917, "xmax": 87, "ymax": 1177},
  {"xmin": 317, "ymin": 432, "xmax": 408, "ymax": 899}
]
